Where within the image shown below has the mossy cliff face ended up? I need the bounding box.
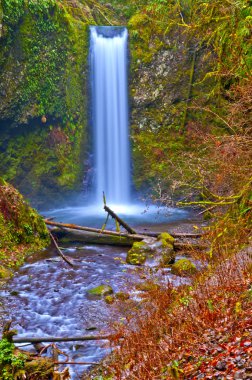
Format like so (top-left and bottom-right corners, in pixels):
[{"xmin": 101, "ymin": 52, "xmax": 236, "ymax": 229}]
[
  {"xmin": 128, "ymin": 9, "xmax": 215, "ymax": 193},
  {"xmin": 0, "ymin": 0, "xmax": 116, "ymax": 206},
  {"xmin": 0, "ymin": 177, "xmax": 49, "ymax": 273}
]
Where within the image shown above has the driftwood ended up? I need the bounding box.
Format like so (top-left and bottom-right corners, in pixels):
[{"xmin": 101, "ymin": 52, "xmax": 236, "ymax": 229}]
[
  {"xmin": 53, "ymin": 228, "xmax": 140, "ymax": 246},
  {"xmin": 45, "ymin": 220, "xmax": 202, "ymax": 240},
  {"xmin": 104, "ymin": 205, "xmax": 136, "ymax": 234},
  {"xmin": 49, "ymin": 231, "xmax": 74, "ymax": 267},
  {"xmin": 45, "ymin": 220, "xmax": 143, "ymax": 239},
  {"xmin": 12, "ymin": 335, "xmax": 112, "ymax": 343}
]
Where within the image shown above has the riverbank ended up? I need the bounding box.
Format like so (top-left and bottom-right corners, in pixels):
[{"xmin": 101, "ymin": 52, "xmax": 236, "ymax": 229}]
[
  {"xmin": 0, "ymin": 179, "xmax": 49, "ymax": 282},
  {"xmin": 82, "ymin": 200, "xmax": 252, "ymax": 379}
]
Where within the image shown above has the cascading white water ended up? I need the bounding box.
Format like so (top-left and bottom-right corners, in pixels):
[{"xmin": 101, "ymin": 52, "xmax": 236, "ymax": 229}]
[{"xmin": 90, "ymin": 26, "xmax": 130, "ymax": 205}]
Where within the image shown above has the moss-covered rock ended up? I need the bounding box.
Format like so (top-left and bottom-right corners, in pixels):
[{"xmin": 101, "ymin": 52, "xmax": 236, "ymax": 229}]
[
  {"xmin": 105, "ymin": 295, "xmax": 115, "ymax": 304},
  {"xmin": 157, "ymin": 232, "xmax": 175, "ymax": 245},
  {"xmin": 171, "ymin": 259, "xmax": 197, "ymax": 277},
  {"xmin": 0, "ymin": 266, "xmax": 13, "ymax": 280},
  {"xmin": 115, "ymin": 291, "xmax": 130, "ymax": 301},
  {"xmin": 135, "ymin": 281, "xmax": 160, "ymax": 292},
  {"xmin": 126, "ymin": 241, "xmax": 148, "ymax": 265},
  {"xmin": 87, "ymin": 284, "xmax": 114, "ymax": 297}
]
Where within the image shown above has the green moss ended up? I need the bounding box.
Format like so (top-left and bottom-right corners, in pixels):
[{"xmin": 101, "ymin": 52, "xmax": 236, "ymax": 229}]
[
  {"xmin": 171, "ymin": 259, "xmax": 197, "ymax": 277},
  {"xmin": 158, "ymin": 232, "xmax": 175, "ymax": 245},
  {"xmin": 0, "ymin": 179, "xmax": 49, "ymax": 269},
  {"xmin": 0, "ymin": 266, "xmax": 13, "ymax": 280},
  {"xmin": 126, "ymin": 241, "xmax": 147, "ymax": 265},
  {"xmin": 88, "ymin": 284, "xmax": 114, "ymax": 297},
  {"xmin": 0, "ymin": 0, "xmax": 117, "ymax": 199},
  {"xmin": 105, "ymin": 295, "xmax": 115, "ymax": 304}
]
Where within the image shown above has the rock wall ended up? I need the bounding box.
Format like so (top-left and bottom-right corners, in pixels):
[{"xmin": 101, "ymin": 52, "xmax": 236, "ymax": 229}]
[{"xmin": 127, "ymin": 10, "xmax": 215, "ymax": 194}]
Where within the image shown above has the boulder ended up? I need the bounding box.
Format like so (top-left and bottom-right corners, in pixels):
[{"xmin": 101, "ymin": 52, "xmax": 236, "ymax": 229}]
[
  {"xmin": 126, "ymin": 241, "xmax": 149, "ymax": 265},
  {"xmin": 171, "ymin": 259, "xmax": 197, "ymax": 276},
  {"xmin": 157, "ymin": 232, "xmax": 175, "ymax": 245},
  {"xmin": 156, "ymin": 232, "xmax": 175, "ymax": 265}
]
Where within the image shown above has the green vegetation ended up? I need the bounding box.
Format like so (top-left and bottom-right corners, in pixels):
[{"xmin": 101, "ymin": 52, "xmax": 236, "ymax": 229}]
[
  {"xmin": 0, "ymin": 0, "xmax": 117, "ymax": 202},
  {"xmin": 0, "ymin": 178, "xmax": 49, "ymax": 270},
  {"xmin": 88, "ymin": 284, "xmax": 114, "ymax": 297},
  {"xmin": 0, "ymin": 0, "xmax": 251, "ymax": 379},
  {"xmin": 0, "ymin": 338, "xmax": 27, "ymax": 380},
  {"xmin": 126, "ymin": 241, "xmax": 148, "ymax": 265}
]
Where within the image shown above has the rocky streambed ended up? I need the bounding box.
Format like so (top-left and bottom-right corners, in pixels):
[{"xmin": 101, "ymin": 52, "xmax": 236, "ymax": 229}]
[{"xmin": 0, "ymin": 212, "xmax": 203, "ymax": 379}]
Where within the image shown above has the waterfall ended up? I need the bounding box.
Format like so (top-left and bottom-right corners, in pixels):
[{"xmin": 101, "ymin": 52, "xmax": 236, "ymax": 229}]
[{"xmin": 90, "ymin": 26, "xmax": 130, "ymax": 205}]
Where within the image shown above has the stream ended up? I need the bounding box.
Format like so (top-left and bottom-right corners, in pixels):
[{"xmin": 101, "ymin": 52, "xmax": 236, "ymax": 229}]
[{"xmin": 1, "ymin": 205, "xmax": 195, "ymax": 379}]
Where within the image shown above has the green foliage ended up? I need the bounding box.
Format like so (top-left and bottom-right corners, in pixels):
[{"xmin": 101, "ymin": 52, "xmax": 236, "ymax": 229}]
[
  {"xmin": 2, "ymin": 0, "xmax": 24, "ymax": 26},
  {"xmin": 28, "ymin": 0, "xmax": 56, "ymax": 14},
  {"xmin": 0, "ymin": 339, "xmax": 27, "ymax": 380},
  {"xmin": 0, "ymin": 179, "xmax": 49, "ymax": 268}
]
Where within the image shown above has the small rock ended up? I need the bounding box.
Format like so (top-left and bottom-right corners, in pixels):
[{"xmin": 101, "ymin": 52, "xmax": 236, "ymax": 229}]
[
  {"xmin": 234, "ymin": 370, "xmax": 245, "ymax": 379},
  {"xmin": 243, "ymin": 341, "xmax": 251, "ymax": 347},
  {"xmin": 135, "ymin": 281, "xmax": 160, "ymax": 292},
  {"xmin": 215, "ymin": 361, "xmax": 226, "ymax": 371},
  {"xmin": 104, "ymin": 295, "xmax": 115, "ymax": 304},
  {"xmin": 115, "ymin": 292, "xmax": 130, "ymax": 301},
  {"xmin": 85, "ymin": 326, "xmax": 97, "ymax": 331},
  {"xmin": 87, "ymin": 284, "xmax": 113, "ymax": 297}
]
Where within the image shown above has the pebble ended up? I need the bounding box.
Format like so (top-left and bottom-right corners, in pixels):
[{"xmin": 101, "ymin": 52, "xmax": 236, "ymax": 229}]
[
  {"xmin": 243, "ymin": 341, "xmax": 251, "ymax": 347},
  {"xmin": 234, "ymin": 370, "xmax": 245, "ymax": 379},
  {"xmin": 215, "ymin": 361, "xmax": 226, "ymax": 371}
]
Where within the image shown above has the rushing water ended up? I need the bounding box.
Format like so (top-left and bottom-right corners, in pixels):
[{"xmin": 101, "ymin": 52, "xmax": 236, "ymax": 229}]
[
  {"xmin": 2, "ymin": 233, "xmax": 190, "ymax": 379},
  {"xmin": 90, "ymin": 26, "xmax": 130, "ymax": 205}
]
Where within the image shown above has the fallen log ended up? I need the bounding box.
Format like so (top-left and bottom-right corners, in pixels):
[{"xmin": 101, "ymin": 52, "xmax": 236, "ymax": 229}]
[
  {"xmin": 104, "ymin": 205, "xmax": 136, "ymax": 234},
  {"xmin": 54, "ymin": 228, "xmax": 140, "ymax": 246},
  {"xmin": 12, "ymin": 335, "xmax": 112, "ymax": 343},
  {"xmin": 45, "ymin": 219, "xmax": 143, "ymax": 238},
  {"xmin": 45, "ymin": 219, "xmax": 202, "ymax": 240}
]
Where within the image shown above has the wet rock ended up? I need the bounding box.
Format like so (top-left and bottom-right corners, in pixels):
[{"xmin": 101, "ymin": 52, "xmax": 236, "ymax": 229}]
[
  {"xmin": 215, "ymin": 360, "xmax": 226, "ymax": 371},
  {"xmin": 87, "ymin": 284, "xmax": 113, "ymax": 297},
  {"xmin": 136, "ymin": 281, "xmax": 160, "ymax": 292},
  {"xmin": 105, "ymin": 295, "xmax": 115, "ymax": 304},
  {"xmin": 171, "ymin": 259, "xmax": 197, "ymax": 276},
  {"xmin": 85, "ymin": 326, "xmax": 97, "ymax": 331},
  {"xmin": 234, "ymin": 370, "xmax": 245, "ymax": 379},
  {"xmin": 126, "ymin": 241, "xmax": 149, "ymax": 265},
  {"xmin": 157, "ymin": 232, "xmax": 175, "ymax": 265},
  {"xmin": 157, "ymin": 232, "xmax": 175, "ymax": 245},
  {"xmin": 115, "ymin": 292, "xmax": 130, "ymax": 301}
]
